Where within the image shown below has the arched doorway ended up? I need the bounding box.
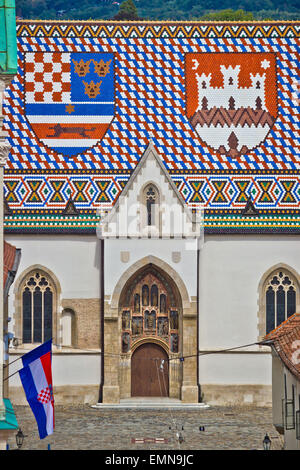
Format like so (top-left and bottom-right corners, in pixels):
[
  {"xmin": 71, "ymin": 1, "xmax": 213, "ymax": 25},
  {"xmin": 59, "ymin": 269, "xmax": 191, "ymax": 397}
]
[
  {"xmin": 102, "ymin": 256, "xmax": 199, "ymax": 404},
  {"xmin": 119, "ymin": 264, "xmax": 181, "ymax": 399},
  {"xmin": 131, "ymin": 343, "xmax": 169, "ymax": 397}
]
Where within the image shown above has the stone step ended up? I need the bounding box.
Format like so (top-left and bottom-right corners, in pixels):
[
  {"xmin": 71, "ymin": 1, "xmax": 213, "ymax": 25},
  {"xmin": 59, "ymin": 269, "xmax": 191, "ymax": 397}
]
[{"xmin": 91, "ymin": 398, "xmax": 210, "ymax": 410}]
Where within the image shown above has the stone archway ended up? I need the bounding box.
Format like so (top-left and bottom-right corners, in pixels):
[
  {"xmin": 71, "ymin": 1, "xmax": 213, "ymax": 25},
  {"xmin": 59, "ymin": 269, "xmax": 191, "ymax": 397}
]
[{"xmin": 102, "ymin": 256, "xmax": 198, "ymax": 404}]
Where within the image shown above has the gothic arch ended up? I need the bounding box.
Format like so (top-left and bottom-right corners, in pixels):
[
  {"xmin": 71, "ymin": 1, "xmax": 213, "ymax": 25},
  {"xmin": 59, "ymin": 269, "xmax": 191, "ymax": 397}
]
[
  {"xmin": 103, "ymin": 255, "xmax": 197, "ymax": 402},
  {"xmin": 13, "ymin": 264, "xmax": 61, "ymax": 347},
  {"xmin": 257, "ymin": 263, "xmax": 300, "ymax": 340},
  {"xmin": 108, "ymin": 255, "xmax": 192, "ymax": 314}
]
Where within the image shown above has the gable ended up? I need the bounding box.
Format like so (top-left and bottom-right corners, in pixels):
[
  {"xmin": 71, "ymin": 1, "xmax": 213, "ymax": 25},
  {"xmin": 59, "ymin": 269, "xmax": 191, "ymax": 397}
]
[{"xmin": 98, "ymin": 143, "xmax": 201, "ymax": 239}]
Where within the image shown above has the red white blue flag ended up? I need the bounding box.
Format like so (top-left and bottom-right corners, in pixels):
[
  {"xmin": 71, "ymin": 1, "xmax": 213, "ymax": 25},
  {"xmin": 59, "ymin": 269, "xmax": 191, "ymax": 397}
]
[{"xmin": 19, "ymin": 340, "xmax": 54, "ymax": 439}]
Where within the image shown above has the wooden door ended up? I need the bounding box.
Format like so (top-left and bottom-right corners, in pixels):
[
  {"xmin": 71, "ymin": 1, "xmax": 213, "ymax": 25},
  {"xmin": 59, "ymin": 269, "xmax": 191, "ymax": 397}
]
[{"xmin": 131, "ymin": 343, "xmax": 169, "ymax": 397}]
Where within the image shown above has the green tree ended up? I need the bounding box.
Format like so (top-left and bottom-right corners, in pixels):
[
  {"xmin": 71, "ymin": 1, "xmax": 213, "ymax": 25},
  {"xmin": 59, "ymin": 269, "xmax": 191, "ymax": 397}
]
[
  {"xmin": 199, "ymin": 9, "xmax": 254, "ymax": 21},
  {"xmin": 113, "ymin": 0, "xmax": 141, "ymax": 20}
]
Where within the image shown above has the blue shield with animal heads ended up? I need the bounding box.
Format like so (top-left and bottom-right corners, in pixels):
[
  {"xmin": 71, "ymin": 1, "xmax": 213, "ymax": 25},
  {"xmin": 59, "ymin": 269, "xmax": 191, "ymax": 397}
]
[{"xmin": 24, "ymin": 52, "xmax": 114, "ymax": 157}]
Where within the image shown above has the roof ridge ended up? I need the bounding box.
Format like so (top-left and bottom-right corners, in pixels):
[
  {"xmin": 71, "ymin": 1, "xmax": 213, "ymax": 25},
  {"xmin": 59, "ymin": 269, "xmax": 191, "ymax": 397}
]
[{"xmin": 264, "ymin": 313, "xmax": 300, "ymax": 340}]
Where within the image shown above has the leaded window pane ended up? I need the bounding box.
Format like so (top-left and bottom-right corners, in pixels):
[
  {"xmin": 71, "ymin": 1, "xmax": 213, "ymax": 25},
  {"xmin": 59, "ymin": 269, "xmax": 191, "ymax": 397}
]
[
  {"xmin": 21, "ymin": 271, "xmax": 54, "ymax": 344},
  {"xmin": 287, "ymin": 287, "xmax": 296, "ymax": 318},
  {"xmin": 33, "ymin": 287, "xmax": 42, "ymax": 343},
  {"xmin": 276, "ymin": 286, "xmax": 285, "ymax": 326},
  {"xmin": 22, "ymin": 288, "xmax": 32, "ymax": 343},
  {"xmin": 44, "ymin": 288, "xmax": 53, "ymax": 342},
  {"xmin": 265, "ymin": 270, "xmax": 297, "ymax": 334},
  {"xmin": 266, "ymin": 286, "xmax": 275, "ymax": 334}
]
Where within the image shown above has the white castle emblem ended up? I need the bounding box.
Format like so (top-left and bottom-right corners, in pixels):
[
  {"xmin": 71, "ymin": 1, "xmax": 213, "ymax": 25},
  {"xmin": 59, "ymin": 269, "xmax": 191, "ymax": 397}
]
[
  {"xmin": 190, "ymin": 65, "xmax": 276, "ymax": 158},
  {"xmin": 196, "ymin": 65, "xmax": 266, "ymax": 111}
]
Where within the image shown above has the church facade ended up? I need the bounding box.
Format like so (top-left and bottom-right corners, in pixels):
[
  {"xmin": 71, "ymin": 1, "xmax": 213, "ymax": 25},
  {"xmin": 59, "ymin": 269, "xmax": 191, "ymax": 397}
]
[{"xmin": 3, "ymin": 20, "xmax": 300, "ymax": 406}]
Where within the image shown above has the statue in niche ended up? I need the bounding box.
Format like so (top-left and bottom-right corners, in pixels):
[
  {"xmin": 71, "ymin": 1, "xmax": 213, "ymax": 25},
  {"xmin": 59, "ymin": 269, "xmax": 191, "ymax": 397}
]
[
  {"xmin": 134, "ymin": 293, "xmax": 140, "ymax": 313},
  {"xmin": 122, "ymin": 333, "xmax": 130, "ymax": 353},
  {"xmin": 158, "ymin": 318, "xmax": 168, "ymax": 337},
  {"xmin": 122, "ymin": 310, "xmax": 130, "ymax": 330},
  {"xmin": 142, "ymin": 285, "xmax": 149, "ymax": 306},
  {"xmin": 170, "ymin": 310, "xmax": 178, "ymax": 330},
  {"xmin": 171, "ymin": 334, "xmax": 178, "ymax": 353},
  {"xmin": 132, "ymin": 317, "xmax": 143, "ymax": 336},
  {"xmin": 145, "ymin": 310, "xmax": 156, "ymax": 330},
  {"xmin": 151, "ymin": 285, "xmax": 158, "ymax": 306},
  {"xmin": 160, "ymin": 294, "xmax": 167, "ymax": 313}
]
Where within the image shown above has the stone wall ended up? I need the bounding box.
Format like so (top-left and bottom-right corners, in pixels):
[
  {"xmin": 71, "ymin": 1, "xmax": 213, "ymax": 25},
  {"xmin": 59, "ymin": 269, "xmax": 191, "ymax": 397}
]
[{"xmin": 61, "ymin": 298, "xmax": 101, "ymax": 349}]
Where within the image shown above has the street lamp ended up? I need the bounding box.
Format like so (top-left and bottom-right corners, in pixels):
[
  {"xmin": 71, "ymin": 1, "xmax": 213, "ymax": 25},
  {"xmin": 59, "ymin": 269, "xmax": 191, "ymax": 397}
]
[
  {"xmin": 263, "ymin": 433, "xmax": 271, "ymax": 450},
  {"xmin": 15, "ymin": 428, "xmax": 24, "ymax": 449}
]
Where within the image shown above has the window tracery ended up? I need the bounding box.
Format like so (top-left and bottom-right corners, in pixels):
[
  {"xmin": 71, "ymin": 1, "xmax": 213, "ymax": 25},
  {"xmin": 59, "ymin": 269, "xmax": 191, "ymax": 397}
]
[
  {"xmin": 265, "ymin": 270, "xmax": 297, "ymax": 334},
  {"xmin": 21, "ymin": 270, "xmax": 54, "ymax": 344}
]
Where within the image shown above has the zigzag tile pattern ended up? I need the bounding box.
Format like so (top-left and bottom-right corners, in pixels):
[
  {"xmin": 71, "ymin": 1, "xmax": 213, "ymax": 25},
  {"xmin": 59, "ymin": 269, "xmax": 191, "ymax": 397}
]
[{"xmin": 2, "ymin": 21, "xmax": 300, "ymax": 230}]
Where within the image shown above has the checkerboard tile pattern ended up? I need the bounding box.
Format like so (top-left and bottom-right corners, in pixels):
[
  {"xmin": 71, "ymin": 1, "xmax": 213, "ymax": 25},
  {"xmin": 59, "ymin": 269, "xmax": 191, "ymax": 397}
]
[{"xmin": 25, "ymin": 52, "xmax": 71, "ymax": 103}]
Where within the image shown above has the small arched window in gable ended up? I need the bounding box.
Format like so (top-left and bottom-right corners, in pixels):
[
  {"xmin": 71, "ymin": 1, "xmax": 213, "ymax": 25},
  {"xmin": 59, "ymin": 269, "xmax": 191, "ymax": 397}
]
[{"xmin": 146, "ymin": 185, "xmax": 157, "ymax": 226}]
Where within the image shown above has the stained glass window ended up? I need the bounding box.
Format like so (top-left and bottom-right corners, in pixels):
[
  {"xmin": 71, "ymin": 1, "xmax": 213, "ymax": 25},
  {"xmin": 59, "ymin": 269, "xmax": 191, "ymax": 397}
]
[
  {"xmin": 21, "ymin": 271, "xmax": 54, "ymax": 344},
  {"xmin": 265, "ymin": 270, "xmax": 296, "ymax": 334}
]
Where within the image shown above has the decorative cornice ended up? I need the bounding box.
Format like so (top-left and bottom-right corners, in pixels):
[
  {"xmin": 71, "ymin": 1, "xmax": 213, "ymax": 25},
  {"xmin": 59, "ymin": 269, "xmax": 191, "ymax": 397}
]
[{"xmin": 16, "ymin": 20, "xmax": 300, "ymax": 38}]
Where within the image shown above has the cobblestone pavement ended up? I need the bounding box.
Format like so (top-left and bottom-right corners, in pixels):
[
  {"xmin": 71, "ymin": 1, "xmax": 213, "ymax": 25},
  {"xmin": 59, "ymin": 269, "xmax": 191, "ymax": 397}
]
[{"xmin": 6, "ymin": 405, "xmax": 283, "ymax": 451}]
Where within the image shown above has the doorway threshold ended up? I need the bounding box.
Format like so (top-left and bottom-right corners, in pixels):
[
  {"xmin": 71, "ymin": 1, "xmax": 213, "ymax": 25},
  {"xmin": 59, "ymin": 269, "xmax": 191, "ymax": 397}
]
[{"xmin": 91, "ymin": 397, "xmax": 210, "ymax": 410}]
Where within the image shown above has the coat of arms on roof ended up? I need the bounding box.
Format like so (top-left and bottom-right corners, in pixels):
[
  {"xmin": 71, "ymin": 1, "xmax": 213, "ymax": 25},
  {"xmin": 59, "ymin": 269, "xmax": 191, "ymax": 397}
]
[
  {"xmin": 186, "ymin": 53, "xmax": 277, "ymax": 159},
  {"xmin": 24, "ymin": 52, "xmax": 114, "ymax": 157}
]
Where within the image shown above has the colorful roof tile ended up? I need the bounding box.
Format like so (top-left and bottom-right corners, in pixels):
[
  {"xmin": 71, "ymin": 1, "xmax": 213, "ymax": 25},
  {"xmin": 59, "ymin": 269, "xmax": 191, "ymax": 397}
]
[
  {"xmin": 262, "ymin": 313, "xmax": 300, "ymax": 381},
  {"xmin": 2, "ymin": 20, "xmax": 300, "ymax": 232}
]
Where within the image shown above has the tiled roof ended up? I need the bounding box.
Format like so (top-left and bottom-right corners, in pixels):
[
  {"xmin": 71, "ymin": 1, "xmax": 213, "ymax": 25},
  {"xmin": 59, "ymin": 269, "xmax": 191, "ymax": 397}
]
[
  {"xmin": 2, "ymin": 20, "xmax": 300, "ymax": 235},
  {"xmin": 262, "ymin": 313, "xmax": 300, "ymax": 381}
]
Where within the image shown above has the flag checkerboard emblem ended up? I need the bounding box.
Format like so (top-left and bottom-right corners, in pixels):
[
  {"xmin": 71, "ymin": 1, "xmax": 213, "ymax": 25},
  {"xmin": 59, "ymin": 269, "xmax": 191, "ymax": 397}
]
[{"xmin": 37, "ymin": 386, "xmax": 53, "ymax": 404}]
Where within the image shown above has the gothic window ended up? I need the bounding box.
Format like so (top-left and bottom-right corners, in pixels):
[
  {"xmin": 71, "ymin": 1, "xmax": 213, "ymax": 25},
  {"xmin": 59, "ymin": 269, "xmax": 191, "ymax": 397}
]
[
  {"xmin": 146, "ymin": 185, "xmax": 156, "ymax": 226},
  {"xmin": 228, "ymin": 77, "xmax": 233, "ymax": 85},
  {"xmin": 21, "ymin": 271, "xmax": 54, "ymax": 344},
  {"xmin": 201, "ymin": 81, "xmax": 207, "ymax": 89},
  {"xmin": 256, "ymin": 81, "xmax": 261, "ymax": 89},
  {"xmin": 265, "ymin": 270, "xmax": 297, "ymax": 334}
]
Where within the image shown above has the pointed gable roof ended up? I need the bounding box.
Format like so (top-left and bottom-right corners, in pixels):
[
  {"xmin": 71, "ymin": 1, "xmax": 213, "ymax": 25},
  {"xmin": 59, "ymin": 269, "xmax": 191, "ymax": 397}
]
[
  {"xmin": 262, "ymin": 313, "xmax": 300, "ymax": 381},
  {"xmin": 97, "ymin": 141, "xmax": 199, "ymax": 239},
  {"xmin": 111, "ymin": 140, "xmax": 191, "ymax": 217}
]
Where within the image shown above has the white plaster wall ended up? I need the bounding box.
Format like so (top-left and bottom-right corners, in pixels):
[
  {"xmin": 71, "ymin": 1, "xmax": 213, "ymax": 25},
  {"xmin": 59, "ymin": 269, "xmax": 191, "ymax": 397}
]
[
  {"xmin": 199, "ymin": 235, "xmax": 300, "ymax": 350},
  {"xmin": 198, "ymin": 352, "xmax": 272, "ymax": 385},
  {"xmin": 8, "ymin": 353, "xmax": 101, "ymax": 387},
  {"xmin": 5, "ymin": 234, "xmax": 101, "ymax": 304},
  {"xmin": 104, "ymin": 238, "xmax": 198, "ymax": 300}
]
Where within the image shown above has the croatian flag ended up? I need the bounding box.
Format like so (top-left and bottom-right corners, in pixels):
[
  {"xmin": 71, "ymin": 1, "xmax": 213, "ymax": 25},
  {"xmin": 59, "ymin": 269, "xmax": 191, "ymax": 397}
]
[{"xmin": 19, "ymin": 340, "xmax": 54, "ymax": 439}]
